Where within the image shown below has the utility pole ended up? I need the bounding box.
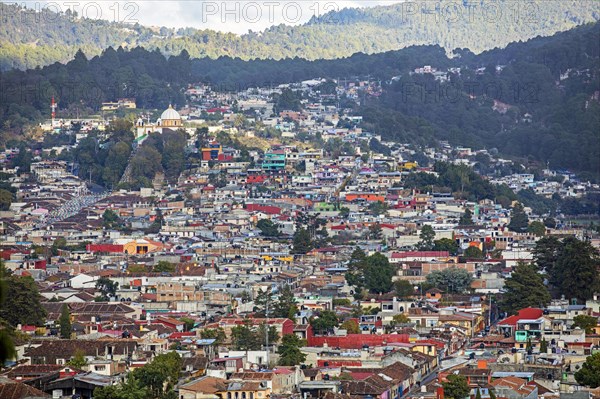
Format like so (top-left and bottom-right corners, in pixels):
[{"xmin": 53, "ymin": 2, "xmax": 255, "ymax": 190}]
[
  {"xmin": 265, "ymin": 286, "xmax": 269, "ymax": 367},
  {"xmin": 488, "ymin": 294, "xmax": 493, "ymax": 327}
]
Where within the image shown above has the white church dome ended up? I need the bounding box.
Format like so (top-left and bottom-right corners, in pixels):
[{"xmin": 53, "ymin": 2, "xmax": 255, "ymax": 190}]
[{"xmin": 160, "ymin": 104, "xmax": 181, "ymax": 121}]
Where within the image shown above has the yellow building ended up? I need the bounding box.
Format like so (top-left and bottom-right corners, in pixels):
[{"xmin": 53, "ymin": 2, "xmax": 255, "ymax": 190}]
[
  {"xmin": 399, "ymin": 161, "xmax": 418, "ymax": 171},
  {"xmin": 122, "ymin": 239, "xmax": 164, "ymax": 255}
]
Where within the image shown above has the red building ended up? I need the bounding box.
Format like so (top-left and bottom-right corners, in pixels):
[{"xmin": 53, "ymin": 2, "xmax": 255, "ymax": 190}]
[{"xmin": 308, "ymin": 333, "xmax": 410, "ymax": 349}]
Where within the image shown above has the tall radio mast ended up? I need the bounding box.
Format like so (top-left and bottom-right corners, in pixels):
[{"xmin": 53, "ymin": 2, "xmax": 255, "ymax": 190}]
[{"xmin": 51, "ymin": 96, "xmax": 57, "ymax": 127}]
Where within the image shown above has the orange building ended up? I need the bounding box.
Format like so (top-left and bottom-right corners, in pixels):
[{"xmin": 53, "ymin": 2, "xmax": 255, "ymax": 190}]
[{"xmin": 345, "ymin": 193, "xmax": 385, "ymax": 202}]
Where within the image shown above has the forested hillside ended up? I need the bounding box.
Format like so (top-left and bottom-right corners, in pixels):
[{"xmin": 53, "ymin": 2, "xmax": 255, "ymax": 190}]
[
  {"xmin": 0, "ymin": 0, "xmax": 598, "ymax": 70},
  {"xmin": 368, "ymin": 23, "xmax": 600, "ymax": 180},
  {"xmin": 0, "ymin": 23, "xmax": 598, "ymax": 179}
]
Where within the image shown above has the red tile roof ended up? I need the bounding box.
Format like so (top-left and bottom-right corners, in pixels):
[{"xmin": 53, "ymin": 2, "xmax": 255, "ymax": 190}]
[
  {"xmin": 497, "ymin": 308, "xmax": 543, "ymax": 326},
  {"xmin": 391, "ymin": 251, "xmax": 449, "ymax": 258}
]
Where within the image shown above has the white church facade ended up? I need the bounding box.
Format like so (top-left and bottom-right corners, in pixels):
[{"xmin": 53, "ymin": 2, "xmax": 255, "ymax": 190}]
[{"xmin": 135, "ymin": 105, "xmax": 183, "ymax": 142}]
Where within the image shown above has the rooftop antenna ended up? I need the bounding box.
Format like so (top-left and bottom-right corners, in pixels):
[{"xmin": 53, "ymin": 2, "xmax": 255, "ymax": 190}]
[{"xmin": 51, "ymin": 96, "xmax": 57, "ymax": 127}]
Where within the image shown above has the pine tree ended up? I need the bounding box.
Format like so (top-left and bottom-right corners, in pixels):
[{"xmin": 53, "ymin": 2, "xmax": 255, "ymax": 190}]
[
  {"xmin": 59, "ymin": 304, "xmax": 72, "ymax": 339},
  {"xmin": 418, "ymin": 225, "xmax": 435, "ymax": 250},
  {"xmin": 459, "ymin": 208, "xmax": 473, "ymax": 226},
  {"xmin": 291, "ymin": 228, "xmax": 313, "ymax": 254},
  {"xmin": 550, "ymin": 237, "xmax": 600, "ymax": 301},
  {"xmin": 442, "ymin": 374, "xmax": 470, "ymax": 399},
  {"xmin": 508, "ymin": 203, "xmax": 529, "ymax": 233},
  {"xmin": 277, "ymin": 334, "xmax": 307, "ymax": 366},
  {"xmin": 273, "ymin": 285, "xmax": 298, "ymax": 320},
  {"xmin": 500, "ymin": 263, "xmax": 550, "ymax": 315},
  {"xmin": 0, "ymin": 262, "xmax": 16, "ymax": 363},
  {"xmin": 540, "ymin": 338, "xmax": 548, "ymax": 353}
]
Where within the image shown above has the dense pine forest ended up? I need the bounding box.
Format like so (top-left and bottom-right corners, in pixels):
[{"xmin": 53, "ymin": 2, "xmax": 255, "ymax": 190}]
[{"xmin": 0, "ymin": 1, "xmax": 598, "ymax": 70}]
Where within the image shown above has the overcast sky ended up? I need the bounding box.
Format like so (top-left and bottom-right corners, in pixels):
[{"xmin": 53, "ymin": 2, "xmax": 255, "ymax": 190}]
[{"xmin": 18, "ymin": 1, "xmax": 403, "ymax": 34}]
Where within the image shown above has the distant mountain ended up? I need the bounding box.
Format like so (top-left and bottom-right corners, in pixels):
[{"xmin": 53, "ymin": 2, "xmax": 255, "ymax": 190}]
[
  {"xmin": 0, "ymin": 0, "xmax": 599, "ymax": 70},
  {"xmin": 0, "ymin": 22, "xmax": 598, "ymax": 179}
]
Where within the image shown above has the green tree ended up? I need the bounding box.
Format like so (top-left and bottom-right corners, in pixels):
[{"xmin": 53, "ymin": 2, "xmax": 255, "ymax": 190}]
[
  {"xmin": 102, "ymin": 209, "xmax": 120, "ymax": 229},
  {"xmin": 0, "ymin": 263, "xmax": 16, "ymax": 363},
  {"xmin": 273, "ymin": 285, "xmax": 298, "ymax": 320},
  {"xmin": 426, "ymin": 267, "xmax": 473, "ymax": 293},
  {"xmin": 368, "ymin": 201, "xmax": 388, "ymax": 217},
  {"xmin": 442, "ymin": 374, "xmax": 470, "ymax": 399},
  {"xmin": 310, "ymin": 310, "xmax": 339, "ymax": 335},
  {"xmin": 508, "ymin": 203, "xmax": 529, "ymax": 233},
  {"xmin": 340, "ymin": 319, "xmax": 360, "ymax": 334},
  {"xmin": 571, "ymin": 315, "xmax": 598, "ymax": 334},
  {"xmin": 339, "ymin": 207, "xmax": 350, "ymax": 218},
  {"xmin": 231, "ymin": 319, "xmax": 261, "ymax": 350},
  {"xmin": 540, "ymin": 338, "xmax": 548, "ymax": 353},
  {"xmin": 418, "ymin": 225, "xmax": 435, "ymax": 250},
  {"xmin": 253, "ymin": 289, "xmax": 274, "ymax": 317},
  {"xmin": 102, "ymin": 141, "xmax": 132, "ymax": 188},
  {"xmin": 459, "ymin": 208, "xmax": 473, "ymax": 226},
  {"xmin": 132, "ymin": 351, "xmax": 182, "ymax": 398},
  {"xmin": 257, "ymin": 323, "xmax": 279, "ymax": 348},
  {"xmin": 0, "ymin": 189, "xmax": 12, "ymax": 211},
  {"xmin": 332, "ymin": 298, "xmax": 352, "ymax": 308},
  {"xmin": 533, "ymin": 236, "xmax": 561, "ymax": 272},
  {"xmin": 368, "ymin": 223, "xmax": 383, "ymax": 240},
  {"xmin": 94, "ymin": 375, "xmax": 148, "ymax": 399},
  {"xmin": 575, "ymin": 352, "xmax": 600, "ymax": 388},
  {"xmin": 0, "ymin": 272, "xmax": 47, "ymax": 327},
  {"xmin": 346, "ymin": 251, "xmax": 395, "ymax": 295},
  {"xmin": 433, "ymin": 238, "xmax": 459, "ymax": 255},
  {"xmin": 291, "ymin": 228, "xmax": 313, "ymax": 254},
  {"xmin": 59, "ymin": 304, "xmax": 72, "ymax": 339},
  {"xmin": 391, "ymin": 313, "xmax": 410, "ymax": 325},
  {"xmin": 527, "ymin": 221, "xmax": 546, "ymax": 236},
  {"xmin": 180, "ymin": 317, "xmax": 195, "ymax": 332},
  {"xmin": 95, "ymin": 277, "xmax": 118, "ymax": 301},
  {"xmin": 464, "ymin": 246, "xmax": 484, "ymax": 259},
  {"xmin": 153, "ymin": 261, "xmax": 176, "ymax": 273},
  {"xmin": 68, "ymin": 349, "xmax": 88, "ymax": 369},
  {"xmin": 256, "ymin": 219, "xmax": 281, "ymax": 237},
  {"xmin": 550, "ymin": 237, "xmax": 600, "ymax": 300},
  {"xmin": 500, "ymin": 263, "xmax": 551, "ymax": 315},
  {"xmin": 363, "ymin": 253, "xmax": 395, "ymax": 294},
  {"xmin": 394, "ymin": 280, "xmax": 415, "ymax": 298},
  {"xmin": 277, "ymin": 334, "xmax": 307, "ymax": 366},
  {"xmin": 53, "ymin": 237, "xmax": 68, "ymax": 250}
]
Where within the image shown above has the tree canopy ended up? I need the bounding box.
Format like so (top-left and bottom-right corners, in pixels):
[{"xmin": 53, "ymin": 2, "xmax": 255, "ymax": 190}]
[
  {"xmin": 0, "ymin": 272, "xmax": 47, "ymax": 327},
  {"xmin": 500, "ymin": 263, "xmax": 551, "ymax": 315},
  {"xmin": 345, "ymin": 250, "xmax": 396, "ymax": 295},
  {"xmin": 575, "ymin": 352, "xmax": 600, "ymax": 388},
  {"xmin": 426, "ymin": 268, "xmax": 473, "ymax": 293},
  {"xmin": 277, "ymin": 334, "xmax": 307, "ymax": 366}
]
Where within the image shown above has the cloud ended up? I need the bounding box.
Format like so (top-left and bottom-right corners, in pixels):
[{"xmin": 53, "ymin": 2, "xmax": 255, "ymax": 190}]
[{"xmin": 16, "ymin": 1, "xmax": 402, "ymax": 34}]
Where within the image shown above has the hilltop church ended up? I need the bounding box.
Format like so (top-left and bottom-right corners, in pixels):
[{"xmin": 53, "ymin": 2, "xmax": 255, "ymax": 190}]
[{"xmin": 135, "ymin": 104, "xmax": 183, "ymax": 142}]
